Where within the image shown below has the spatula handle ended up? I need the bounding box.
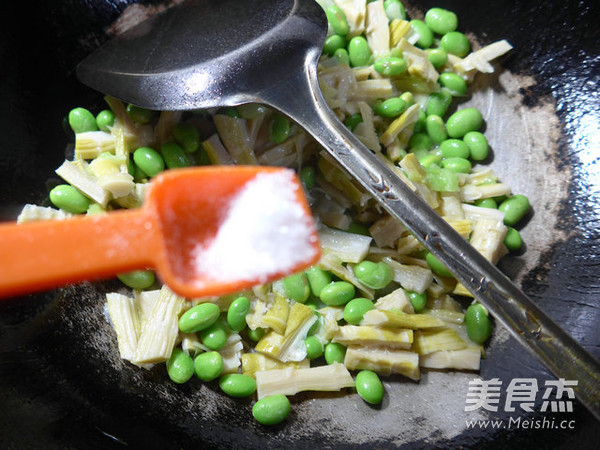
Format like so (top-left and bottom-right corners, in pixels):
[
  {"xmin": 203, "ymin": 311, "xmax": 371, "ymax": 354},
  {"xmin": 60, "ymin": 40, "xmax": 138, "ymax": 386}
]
[
  {"xmin": 0, "ymin": 209, "xmax": 159, "ymax": 298},
  {"xmin": 259, "ymin": 52, "xmax": 600, "ymax": 420}
]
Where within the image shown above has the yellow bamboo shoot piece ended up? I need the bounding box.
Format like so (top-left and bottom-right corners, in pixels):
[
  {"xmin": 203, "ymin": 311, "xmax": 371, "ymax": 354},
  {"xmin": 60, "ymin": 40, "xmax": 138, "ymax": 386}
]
[
  {"xmin": 361, "ymin": 309, "xmax": 445, "ymax": 329},
  {"xmin": 262, "ymin": 294, "xmax": 290, "ymax": 335},
  {"xmin": 413, "ymin": 328, "xmax": 468, "ymax": 355},
  {"xmin": 419, "ymin": 347, "xmax": 481, "ymax": 371},
  {"xmin": 241, "ymin": 353, "xmax": 309, "ymax": 378},
  {"xmin": 255, "ymin": 302, "xmax": 316, "ymax": 362},
  {"xmin": 344, "ymin": 346, "xmax": 420, "ymax": 380},
  {"xmin": 333, "ymin": 325, "xmax": 413, "ymax": 349},
  {"xmin": 132, "ymin": 286, "xmax": 184, "ymax": 365},
  {"xmin": 106, "ymin": 293, "xmax": 140, "ymax": 362},
  {"xmin": 255, "ymin": 363, "xmax": 355, "ymax": 399},
  {"xmin": 213, "ymin": 114, "xmax": 258, "ymax": 164}
]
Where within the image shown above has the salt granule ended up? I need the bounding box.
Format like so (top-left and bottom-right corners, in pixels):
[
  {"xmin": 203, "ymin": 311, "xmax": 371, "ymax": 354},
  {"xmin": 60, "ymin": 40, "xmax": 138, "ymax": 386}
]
[{"xmin": 193, "ymin": 170, "xmax": 317, "ymax": 282}]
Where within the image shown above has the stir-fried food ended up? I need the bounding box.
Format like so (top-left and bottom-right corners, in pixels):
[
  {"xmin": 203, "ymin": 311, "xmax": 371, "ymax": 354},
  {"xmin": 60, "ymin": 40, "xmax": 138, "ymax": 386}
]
[{"xmin": 18, "ymin": 1, "xmax": 526, "ymax": 426}]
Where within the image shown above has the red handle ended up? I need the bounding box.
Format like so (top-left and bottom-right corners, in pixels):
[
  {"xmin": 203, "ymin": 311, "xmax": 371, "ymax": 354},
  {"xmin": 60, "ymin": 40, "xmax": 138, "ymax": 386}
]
[{"xmin": 0, "ymin": 208, "xmax": 161, "ymax": 298}]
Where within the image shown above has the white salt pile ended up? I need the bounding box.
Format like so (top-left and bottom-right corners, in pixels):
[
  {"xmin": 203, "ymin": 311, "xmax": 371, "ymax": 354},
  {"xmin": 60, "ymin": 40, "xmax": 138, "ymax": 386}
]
[{"xmin": 193, "ymin": 169, "xmax": 318, "ymax": 282}]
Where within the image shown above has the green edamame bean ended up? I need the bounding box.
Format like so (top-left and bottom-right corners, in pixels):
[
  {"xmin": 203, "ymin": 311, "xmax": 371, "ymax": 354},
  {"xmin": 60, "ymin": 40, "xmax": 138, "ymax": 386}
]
[
  {"xmin": 219, "ymin": 373, "xmax": 257, "ymax": 397},
  {"xmin": 68, "ymin": 107, "xmax": 98, "ymax": 134},
  {"xmin": 425, "ymin": 252, "xmax": 453, "ymax": 278},
  {"xmin": 426, "ymin": 48, "xmax": 448, "ymax": 69},
  {"xmin": 178, "ymin": 303, "xmax": 221, "ymax": 334},
  {"xmin": 355, "ymin": 370, "xmax": 384, "ymax": 404},
  {"xmin": 439, "ymin": 72, "xmax": 468, "ymax": 96},
  {"xmin": 504, "ymin": 226, "xmax": 523, "ymax": 251},
  {"xmin": 440, "ymin": 139, "xmax": 470, "ymax": 159},
  {"xmin": 440, "ymin": 31, "xmax": 471, "ymax": 57},
  {"xmin": 325, "ymin": 5, "xmax": 349, "ymax": 36},
  {"xmin": 410, "ymin": 20, "xmax": 434, "ymax": 49},
  {"xmin": 173, "ymin": 122, "xmax": 200, "ymax": 153},
  {"xmin": 305, "ymin": 267, "xmax": 332, "ymax": 297},
  {"xmin": 384, "ymin": 0, "xmax": 406, "ymax": 21},
  {"xmin": 253, "ymin": 395, "xmax": 291, "ymax": 425},
  {"xmin": 161, "ymin": 142, "xmax": 190, "ymax": 169},
  {"xmin": 131, "ymin": 160, "xmax": 148, "ymax": 181},
  {"xmin": 426, "ymin": 89, "xmax": 452, "ymax": 117},
  {"xmin": 373, "ymin": 56, "xmax": 408, "ymax": 76},
  {"xmin": 474, "ymin": 198, "xmax": 497, "ymax": 209},
  {"xmin": 494, "ymin": 195, "xmax": 508, "ymax": 205},
  {"xmin": 390, "ymin": 47, "xmax": 403, "ymax": 59},
  {"xmin": 299, "ymin": 166, "xmax": 316, "ymax": 190},
  {"xmin": 334, "ymin": 48, "xmax": 350, "ymax": 65},
  {"xmin": 96, "ymin": 109, "xmax": 115, "ymax": 132},
  {"xmin": 409, "ymin": 132, "xmax": 433, "ymax": 150},
  {"xmin": 353, "ymin": 261, "xmax": 393, "ymax": 289},
  {"xmin": 166, "ymin": 348, "xmax": 194, "ymax": 384},
  {"xmin": 413, "ymin": 110, "xmax": 427, "ymax": 133},
  {"xmin": 498, "ymin": 194, "xmax": 530, "ymax": 226},
  {"xmin": 442, "ymin": 156, "xmax": 472, "ymax": 173},
  {"xmin": 374, "ymin": 97, "xmax": 407, "ymax": 118},
  {"xmin": 399, "ymin": 91, "xmax": 414, "ymax": 106},
  {"xmin": 194, "ymin": 351, "xmax": 223, "ymax": 381},
  {"xmin": 425, "ymin": 114, "xmax": 448, "ymax": 144},
  {"xmin": 283, "ymin": 272, "xmax": 311, "ymax": 303},
  {"xmin": 406, "ymin": 290, "xmax": 427, "ymax": 312},
  {"xmin": 348, "ymin": 36, "xmax": 372, "ymax": 67},
  {"xmin": 49, "ymin": 184, "xmax": 91, "ymax": 214},
  {"xmin": 465, "ymin": 303, "xmax": 492, "ymax": 344},
  {"xmin": 133, "ymin": 147, "xmax": 165, "ymax": 177},
  {"xmin": 238, "ymin": 104, "xmax": 266, "ymax": 119},
  {"xmin": 221, "ymin": 107, "xmax": 240, "ymax": 118},
  {"xmin": 324, "ymin": 342, "xmax": 346, "ymax": 365},
  {"xmin": 463, "ymin": 131, "xmax": 489, "ymax": 161},
  {"xmin": 323, "ymin": 34, "xmax": 346, "ymax": 56},
  {"xmin": 191, "ymin": 147, "xmax": 210, "ymax": 167},
  {"xmin": 425, "ymin": 8, "xmax": 458, "ymax": 35},
  {"xmin": 117, "ymin": 270, "xmax": 155, "ymax": 289},
  {"xmin": 227, "ymin": 296, "xmax": 250, "ymax": 332},
  {"xmin": 247, "ymin": 327, "xmax": 266, "ymax": 342},
  {"xmin": 200, "ymin": 321, "xmax": 228, "ymax": 350},
  {"xmin": 126, "ymin": 104, "xmax": 155, "ymax": 124},
  {"xmin": 345, "ymin": 113, "xmax": 363, "ymax": 131},
  {"xmin": 269, "ymin": 114, "xmax": 291, "ymax": 144},
  {"xmin": 305, "ymin": 335, "xmax": 324, "ymax": 359},
  {"xmin": 343, "ymin": 298, "xmax": 374, "ymax": 325},
  {"xmin": 446, "ymin": 108, "xmax": 483, "ymax": 138},
  {"xmin": 269, "ymin": 114, "xmax": 292, "ymax": 144},
  {"xmin": 320, "ymin": 281, "xmax": 355, "ymax": 306}
]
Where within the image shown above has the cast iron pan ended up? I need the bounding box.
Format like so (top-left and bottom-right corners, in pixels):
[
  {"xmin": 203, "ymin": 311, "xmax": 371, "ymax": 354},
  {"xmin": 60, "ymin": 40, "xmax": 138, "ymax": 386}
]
[{"xmin": 1, "ymin": 0, "xmax": 599, "ymax": 448}]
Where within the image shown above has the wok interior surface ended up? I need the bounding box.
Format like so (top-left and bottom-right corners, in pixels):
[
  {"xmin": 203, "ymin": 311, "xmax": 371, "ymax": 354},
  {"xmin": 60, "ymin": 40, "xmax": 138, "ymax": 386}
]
[{"xmin": 1, "ymin": 0, "xmax": 599, "ymax": 448}]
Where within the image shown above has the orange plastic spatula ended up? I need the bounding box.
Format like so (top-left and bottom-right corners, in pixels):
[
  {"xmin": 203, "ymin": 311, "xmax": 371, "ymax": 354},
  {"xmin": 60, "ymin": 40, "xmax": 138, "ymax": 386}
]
[{"xmin": 0, "ymin": 166, "xmax": 321, "ymax": 299}]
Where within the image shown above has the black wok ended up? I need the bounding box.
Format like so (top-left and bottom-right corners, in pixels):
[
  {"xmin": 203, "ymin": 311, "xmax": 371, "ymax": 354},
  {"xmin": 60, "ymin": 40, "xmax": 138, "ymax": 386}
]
[{"xmin": 0, "ymin": 0, "xmax": 599, "ymax": 448}]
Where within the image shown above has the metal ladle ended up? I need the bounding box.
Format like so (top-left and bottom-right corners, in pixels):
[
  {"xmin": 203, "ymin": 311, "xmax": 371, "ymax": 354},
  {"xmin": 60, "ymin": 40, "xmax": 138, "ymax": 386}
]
[{"xmin": 76, "ymin": 0, "xmax": 599, "ymax": 419}]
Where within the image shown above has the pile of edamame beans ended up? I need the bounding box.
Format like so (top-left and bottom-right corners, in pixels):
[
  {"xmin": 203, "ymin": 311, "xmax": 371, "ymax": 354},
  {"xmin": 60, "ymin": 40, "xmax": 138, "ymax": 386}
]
[{"xmin": 46, "ymin": 1, "xmax": 531, "ymax": 427}]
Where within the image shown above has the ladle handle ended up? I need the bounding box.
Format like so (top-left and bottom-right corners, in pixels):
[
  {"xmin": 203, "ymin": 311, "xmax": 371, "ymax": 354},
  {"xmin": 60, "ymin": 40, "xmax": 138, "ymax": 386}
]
[
  {"xmin": 0, "ymin": 209, "xmax": 159, "ymax": 298},
  {"xmin": 259, "ymin": 57, "xmax": 600, "ymax": 420}
]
